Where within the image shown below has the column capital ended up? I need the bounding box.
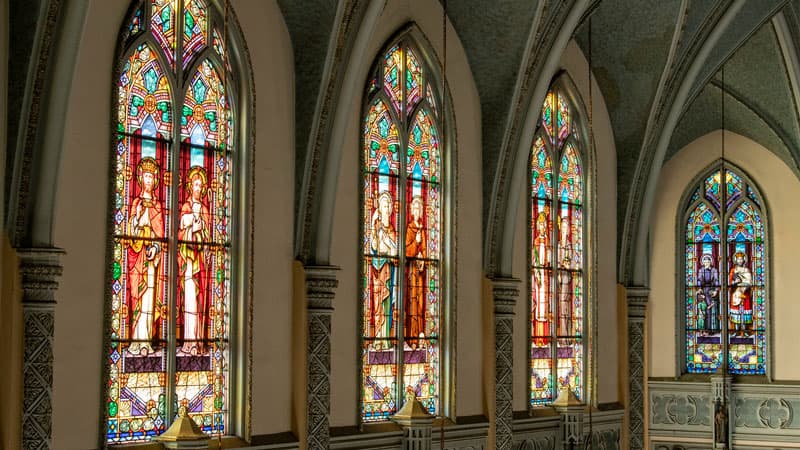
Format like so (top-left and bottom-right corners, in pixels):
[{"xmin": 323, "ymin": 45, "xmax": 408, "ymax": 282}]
[
  {"xmin": 17, "ymin": 246, "xmax": 64, "ymax": 450},
  {"xmin": 304, "ymin": 264, "xmax": 340, "ymax": 312},
  {"xmin": 491, "ymin": 277, "xmax": 520, "ymax": 316},
  {"xmin": 17, "ymin": 247, "xmax": 65, "ymax": 306},
  {"xmin": 626, "ymin": 285, "xmax": 649, "ymax": 319}
]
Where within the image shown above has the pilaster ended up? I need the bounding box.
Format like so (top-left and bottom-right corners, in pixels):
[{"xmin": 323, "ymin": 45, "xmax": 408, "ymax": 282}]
[
  {"xmin": 626, "ymin": 286, "xmax": 649, "ymax": 450},
  {"xmin": 18, "ymin": 247, "xmax": 64, "ymax": 450},
  {"xmin": 304, "ymin": 265, "xmax": 339, "ymax": 450},
  {"xmin": 492, "ymin": 277, "xmax": 520, "ymax": 450}
]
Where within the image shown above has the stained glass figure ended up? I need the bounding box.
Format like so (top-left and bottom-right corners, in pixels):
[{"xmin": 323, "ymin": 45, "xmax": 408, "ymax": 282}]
[
  {"xmin": 109, "ymin": 1, "xmax": 236, "ymax": 443},
  {"xmin": 362, "ymin": 39, "xmax": 443, "ymax": 421},
  {"xmin": 529, "ymin": 87, "xmax": 586, "ymax": 408},
  {"xmin": 684, "ymin": 167, "xmax": 767, "ymax": 375}
]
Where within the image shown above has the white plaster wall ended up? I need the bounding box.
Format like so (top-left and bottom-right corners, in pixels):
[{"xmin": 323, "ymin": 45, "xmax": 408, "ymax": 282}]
[
  {"xmin": 649, "ymin": 131, "xmax": 800, "ymax": 380},
  {"xmin": 51, "ymin": 1, "xmax": 295, "ymax": 447},
  {"xmin": 329, "ymin": 0, "xmax": 483, "ymax": 425},
  {"xmin": 511, "ymin": 40, "xmax": 619, "ymax": 411}
]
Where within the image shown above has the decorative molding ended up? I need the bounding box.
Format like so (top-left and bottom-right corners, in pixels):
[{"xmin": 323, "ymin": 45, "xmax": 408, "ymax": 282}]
[
  {"xmin": 627, "ymin": 287, "xmax": 649, "ymax": 450},
  {"xmin": 651, "ymin": 394, "xmax": 712, "ymax": 427},
  {"xmin": 8, "ymin": 0, "xmax": 61, "ymax": 247},
  {"xmin": 18, "ymin": 247, "xmax": 64, "ymax": 450},
  {"xmin": 650, "ymin": 380, "xmax": 800, "ymax": 447},
  {"xmin": 484, "ymin": 0, "xmax": 585, "ymax": 276},
  {"xmin": 328, "ymin": 420, "xmax": 489, "ymax": 450},
  {"xmin": 305, "ymin": 265, "xmax": 340, "ymax": 450},
  {"xmin": 492, "ymin": 278, "xmax": 520, "ymax": 450},
  {"xmin": 294, "ymin": 0, "xmax": 373, "ymax": 263}
]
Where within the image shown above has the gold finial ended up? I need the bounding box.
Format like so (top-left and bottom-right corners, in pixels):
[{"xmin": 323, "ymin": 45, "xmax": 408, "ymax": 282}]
[
  {"xmin": 392, "ymin": 389, "xmax": 434, "ymax": 426},
  {"xmin": 153, "ymin": 406, "xmax": 210, "ymax": 443}
]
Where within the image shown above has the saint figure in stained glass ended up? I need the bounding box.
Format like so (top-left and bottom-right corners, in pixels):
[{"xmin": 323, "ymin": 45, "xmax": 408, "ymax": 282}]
[
  {"xmin": 178, "ymin": 166, "xmax": 211, "ymax": 354},
  {"xmin": 361, "ymin": 37, "xmax": 443, "ymax": 421},
  {"xmin": 127, "ymin": 157, "xmax": 166, "ymax": 355},
  {"xmin": 529, "ymin": 85, "xmax": 586, "ymax": 407},
  {"xmin": 696, "ymin": 254, "xmax": 721, "ymax": 333},
  {"xmin": 683, "ymin": 166, "xmax": 766, "ymax": 375},
  {"xmin": 109, "ymin": 1, "xmax": 237, "ymax": 442},
  {"xmin": 728, "ymin": 252, "xmax": 753, "ymax": 336},
  {"xmin": 405, "ymin": 196, "xmax": 426, "ymax": 347},
  {"xmin": 369, "ymin": 191, "xmax": 397, "ymax": 340}
]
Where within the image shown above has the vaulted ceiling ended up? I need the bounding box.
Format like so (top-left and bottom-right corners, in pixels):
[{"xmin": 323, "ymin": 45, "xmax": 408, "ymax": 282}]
[
  {"xmin": 6, "ymin": 0, "xmax": 800, "ymax": 283},
  {"xmin": 277, "ymin": 0, "xmax": 800, "ymax": 281}
]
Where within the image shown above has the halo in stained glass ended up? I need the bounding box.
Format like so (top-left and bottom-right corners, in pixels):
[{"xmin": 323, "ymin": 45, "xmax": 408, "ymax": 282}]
[
  {"xmin": 110, "ymin": 0, "xmax": 237, "ymax": 442},
  {"xmin": 151, "ymin": 0, "xmax": 177, "ymax": 67},
  {"xmin": 118, "ymin": 43, "xmax": 172, "ymax": 136},
  {"xmin": 684, "ymin": 167, "xmax": 767, "ymax": 375},
  {"xmin": 529, "ymin": 87, "xmax": 586, "ymax": 407},
  {"xmin": 361, "ymin": 38, "xmax": 443, "ymax": 422}
]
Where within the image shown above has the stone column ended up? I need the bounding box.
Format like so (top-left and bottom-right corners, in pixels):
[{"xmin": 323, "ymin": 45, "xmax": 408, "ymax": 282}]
[
  {"xmin": 711, "ymin": 375, "xmax": 731, "ymax": 449},
  {"xmin": 492, "ymin": 277, "xmax": 520, "ymax": 450},
  {"xmin": 305, "ymin": 265, "xmax": 339, "ymax": 450},
  {"xmin": 18, "ymin": 247, "xmax": 64, "ymax": 450},
  {"xmin": 626, "ymin": 286, "xmax": 649, "ymax": 450}
]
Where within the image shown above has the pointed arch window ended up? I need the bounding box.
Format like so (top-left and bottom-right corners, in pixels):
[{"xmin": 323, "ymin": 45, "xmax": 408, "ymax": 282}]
[
  {"xmin": 360, "ymin": 38, "xmax": 447, "ymax": 422},
  {"xmin": 682, "ymin": 164, "xmax": 767, "ymax": 375},
  {"xmin": 529, "ymin": 87, "xmax": 587, "ymax": 407},
  {"xmin": 107, "ymin": 0, "xmax": 243, "ymax": 443}
]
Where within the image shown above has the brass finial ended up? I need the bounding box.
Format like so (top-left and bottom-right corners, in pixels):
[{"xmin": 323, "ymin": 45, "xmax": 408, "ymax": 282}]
[
  {"xmin": 153, "ymin": 407, "xmax": 210, "ymax": 444},
  {"xmin": 392, "ymin": 389, "xmax": 434, "ymax": 427}
]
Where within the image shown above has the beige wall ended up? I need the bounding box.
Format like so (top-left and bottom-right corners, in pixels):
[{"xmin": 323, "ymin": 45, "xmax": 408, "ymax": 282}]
[
  {"xmin": 51, "ymin": 1, "xmax": 295, "ymax": 447},
  {"xmin": 649, "ymin": 130, "xmax": 800, "ymax": 380},
  {"xmin": 511, "ymin": 40, "xmax": 619, "ymax": 411},
  {"xmin": 328, "ymin": 0, "xmax": 484, "ymax": 425}
]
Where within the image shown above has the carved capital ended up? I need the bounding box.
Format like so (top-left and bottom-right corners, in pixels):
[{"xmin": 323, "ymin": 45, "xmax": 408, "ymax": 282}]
[
  {"xmin": 17, "ymin": 247, "xmax": 63, "ymax": 450},
  {"xmin": 18, "ymin": 247, "xmax": 65, "ymax": 306},
  {"xmin": 626, "ymin": 286, "xmax": 649, "ymax": 320},
  {"xmin": 305, "ymin": 265, "xmax": 340, "ymax": 312},
  {"xmin": 492, "ymin": 277, "xmax": 521, "ymax": 317}
]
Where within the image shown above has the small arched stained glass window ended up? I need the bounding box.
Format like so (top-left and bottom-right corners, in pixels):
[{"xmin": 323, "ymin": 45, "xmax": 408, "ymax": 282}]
[
  {"xmin": 530, "ymin": 88, "xmax": 586, "ymax": 407},
  {"xmin": 683, "ymin": 165, "xmax": 767, "ymax": 375},
  {"xmin": 360, "ymin": 40, "xmax": 444, "ymax": 422},
  {"xmin": 107, "ymin": 0, "xmax": 238, "ymax": 443}
]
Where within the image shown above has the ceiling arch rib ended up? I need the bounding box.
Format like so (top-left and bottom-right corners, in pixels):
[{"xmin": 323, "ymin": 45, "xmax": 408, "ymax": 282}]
[{"xmin": 620, "ymin": 0, "xmax": 795, "ymax": 286}]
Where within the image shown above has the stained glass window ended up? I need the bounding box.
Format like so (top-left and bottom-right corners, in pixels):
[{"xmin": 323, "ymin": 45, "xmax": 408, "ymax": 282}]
[
  {"xmin": 530, "ymin": 87, "xmax": 586, "ymax": 407},
  {"xmin": 108, "ymin": 1, "xmax": 237, "ymax": 443},
  {"xmin": 684, "ymin": 166, "xmax": 767, "ymax": 375},
  {"xmin": 361, "ymin": 40, "xmax": 443, "ymax": 422}
]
